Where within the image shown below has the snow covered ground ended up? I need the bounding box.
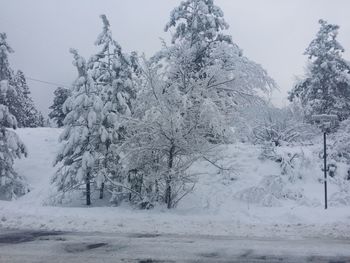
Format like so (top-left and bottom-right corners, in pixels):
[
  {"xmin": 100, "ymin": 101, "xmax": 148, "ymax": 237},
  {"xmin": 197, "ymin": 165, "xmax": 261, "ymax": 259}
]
[{"xmin": 1, "ymin": 128, "xmax": 350, "ymax": 240}]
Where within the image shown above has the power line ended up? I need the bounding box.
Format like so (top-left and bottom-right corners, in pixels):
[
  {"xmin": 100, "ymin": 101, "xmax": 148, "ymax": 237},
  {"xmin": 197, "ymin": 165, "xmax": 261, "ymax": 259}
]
[{"xmin": 26, "ymin": 77, "xmax": 71, "ymax": 89}]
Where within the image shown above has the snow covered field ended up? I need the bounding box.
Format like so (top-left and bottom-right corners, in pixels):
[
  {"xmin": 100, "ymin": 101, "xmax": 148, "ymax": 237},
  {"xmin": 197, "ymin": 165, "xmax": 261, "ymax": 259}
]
[{"xmin": 1, "ymin": 128, "xmax": 350, "ymax": 240}]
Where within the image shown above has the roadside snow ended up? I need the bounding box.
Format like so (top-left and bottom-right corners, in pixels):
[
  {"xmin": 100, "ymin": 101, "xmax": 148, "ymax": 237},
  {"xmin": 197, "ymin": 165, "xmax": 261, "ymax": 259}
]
[{"xmin": 0, "ymin": 128, "xmax": 350, "ymax": 240}]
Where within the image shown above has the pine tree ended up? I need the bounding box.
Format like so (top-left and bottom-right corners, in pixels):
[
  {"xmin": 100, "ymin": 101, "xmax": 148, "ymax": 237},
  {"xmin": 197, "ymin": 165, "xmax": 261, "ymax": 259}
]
[
  {"xmin": 289, "ymin": 19, "xmax": 350, "ymax": 121},
  {"xmin": 15, "ymin": 70, "xmax": 30, "ymax": 98},
  {"xmin": 53, "ymin": 49, "xmax": 104, "ymax": 205},
  {"xmin": 88, "ymin": 15, "xmax": 138, "ymax": 200},
  {"xmin": 0, "ymin": 33, "xmax": 28, "ymax": 200},
  {"xmin": 12, "ymin": 70, "xmax": 44, "ymax": 127},
  {"xmin": 48, "ymin": 87, "xmax": 71, "ymax": 127},
  {"xmin": 0, "ymin": 33, "xmax": 13, "ymax": 81},
  {"xmin": 0, "ymin": 33, "xmax": 16, "ymax": 121},
  {"xmin": 0, "ymin": 34, "xmax": 43, "ymax": 128}
]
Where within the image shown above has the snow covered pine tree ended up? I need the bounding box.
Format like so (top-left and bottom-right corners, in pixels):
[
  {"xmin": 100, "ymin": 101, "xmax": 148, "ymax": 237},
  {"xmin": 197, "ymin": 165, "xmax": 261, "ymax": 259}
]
[
  {"xmin": 0, "ymin": 45, "xmax": 44, "ymax": 128},
  {"xmin": 12, "ymin": 70, "xmax": 44, "ymax": 127},
  {"xmin": 289, "ymin": 19, "xmax": 350, "ymax": 122},
  {"xmin": 0, "ymin": 33, "xmax": 28, "ymax": 200},
  {"xmin": 88, "ymin": 14, "xmax": 137, "ymax": 201},
  {"xmin": 53, "ymin": 49, "xmax": 104, "ymax": 205}
]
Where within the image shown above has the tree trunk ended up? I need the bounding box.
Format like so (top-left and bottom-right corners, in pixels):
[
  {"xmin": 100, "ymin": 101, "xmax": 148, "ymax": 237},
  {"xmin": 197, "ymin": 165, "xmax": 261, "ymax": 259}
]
[
  {"xmin": 86, "ymin": 173, "xmax": 91, "ymax": 206},
  {"xmin": 165, "ymin": 144, "xmax": 175, "ymax": 209},
  {"xmin": 165, "ymin": 179, "xmax": 171, "ymax": 209},
  {"xmin": 99, "ymin": 182, "xmax": 104, "ymax": 199},
  {"xmin": 155, "ymin": 179, "xmax": 159, "ymax": 202}
]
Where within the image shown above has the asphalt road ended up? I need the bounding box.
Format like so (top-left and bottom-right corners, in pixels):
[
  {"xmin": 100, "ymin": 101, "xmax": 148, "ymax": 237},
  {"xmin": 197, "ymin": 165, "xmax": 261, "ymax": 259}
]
[{"xmin": 0, "ymin": 229, "xmax": 350, "ymax": 262}]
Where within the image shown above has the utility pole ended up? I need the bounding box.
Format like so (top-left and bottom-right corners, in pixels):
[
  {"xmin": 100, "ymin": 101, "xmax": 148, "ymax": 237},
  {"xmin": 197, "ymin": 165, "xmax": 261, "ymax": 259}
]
[{"xmin": 312, "ymin": 114, "xmax": 338, "ymax": 210}]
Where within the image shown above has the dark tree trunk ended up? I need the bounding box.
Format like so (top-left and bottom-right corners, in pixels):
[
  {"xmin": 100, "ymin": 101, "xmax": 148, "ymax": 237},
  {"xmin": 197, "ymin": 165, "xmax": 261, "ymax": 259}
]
[
  {"xmin": 99, "ymin": 182, "xmax": 104, "ymax": 199},
  {"xmin": 86, "ymin": 173, "xmax": 91, "ymax": 206},
  {"xmin": 155, "ymin": 179, "xmax": 159, "ymax": 202},
  {"xmin": 165, "ymin": 180, "xmax": 171, "ymax": 209},
  {"xmin": 165, "ymin": 144, "xmax": 175, "ymax": 209},
  {"xmin": 101, "ymin": 142, "xmax": 111, "ymax": 201}
]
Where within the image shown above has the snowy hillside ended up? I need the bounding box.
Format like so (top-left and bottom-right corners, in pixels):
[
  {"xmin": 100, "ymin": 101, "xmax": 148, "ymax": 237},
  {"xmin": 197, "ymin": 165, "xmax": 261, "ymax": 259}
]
[
  {"xmin": 0, "ymin": 128, "xmax": 350, "ymax": 239},
  {"xmin": 12, "ymin": 128, "xmax": 62, "ymax": 205}
]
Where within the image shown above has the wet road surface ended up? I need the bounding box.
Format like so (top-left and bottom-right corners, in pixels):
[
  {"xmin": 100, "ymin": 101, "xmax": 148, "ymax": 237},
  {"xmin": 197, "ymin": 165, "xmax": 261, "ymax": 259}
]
[{"xmin": 0, "ymin": 229, "xmax": 349, "ymax": 262}]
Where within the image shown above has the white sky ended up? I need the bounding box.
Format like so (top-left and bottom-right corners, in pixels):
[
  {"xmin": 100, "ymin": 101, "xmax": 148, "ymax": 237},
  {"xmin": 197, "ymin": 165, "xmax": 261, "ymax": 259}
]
[{"xmin": 1, "ymin": 0, "xmax": 350, "ymax": 116}]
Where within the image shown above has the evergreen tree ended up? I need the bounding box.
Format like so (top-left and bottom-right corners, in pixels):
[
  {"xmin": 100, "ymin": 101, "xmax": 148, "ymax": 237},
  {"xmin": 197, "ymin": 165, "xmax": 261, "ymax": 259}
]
[
  {"xmin": 88, "ymin": 15, "xmax": 138, "ymax": 200},
  {"xmin": 15, "ymin": 70, "xmax": 30, "ymax": 98},
  {"xmin": 0, "ymin": 33, "xmax": 28, "ymax": 200},
  {"xmin": 0, "ymin": 33, "xmax": 13, "ymax": 81},
  {"xmin": 0, "ymin": 34, "xmax": 43, "ymax": 128},
  {"xmin": 53, "ymin": 49, "xmax": 105, "ymax": 205},
  {"xmin": 48, "ymin": 87, "xmax": 71, "ymax": 127},
  {"xmin": 289, "ymin": 19, "xmax": 350, "ymax": 121},
  {"xmin": 162, "ymin": 0, "xmax": 232, "ymax": 81},
  {"xmin": 12, "ymin": 70, "xmax": 44, "ymax": 127}
]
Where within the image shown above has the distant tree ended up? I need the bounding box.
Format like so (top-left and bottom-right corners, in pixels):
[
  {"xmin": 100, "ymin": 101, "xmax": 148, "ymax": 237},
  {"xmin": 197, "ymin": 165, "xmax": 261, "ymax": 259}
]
[
  {"xmin": 48, "ymin": 87, "xmax": 71, "ymax": 127},
  {"xmin": 12, "ymin": 70, "xmax": 44, "ymax": 127},
  {"xmin": 0, "ymin": 33, "xmax": 13, "ymax": 81},
  {"xmin": 289, "ymin": 19, "xmax": 350, "ymax": 121},
  {"xmin": 53, "ymin": 49, "xmax": 105, "ymax": 206},
  {"xmin": 15, "ymin": 70, "xmax": 30, "ymax": 98},
  {"xmin": 0, "ymin": 33, "xmax": 28, "ymax": 200}
]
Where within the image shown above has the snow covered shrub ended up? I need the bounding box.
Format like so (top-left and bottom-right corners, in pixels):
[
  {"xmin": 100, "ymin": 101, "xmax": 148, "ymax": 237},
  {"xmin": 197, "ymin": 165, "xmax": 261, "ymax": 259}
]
[
  {"xmin": 252, "ymin": 120, "xmax": 300, "ymax": 147},
  {"xmin": 235, "ymin": 175, "xmax": 304, "ymax": 207},
  {"xmin": 314, "ymin": 119, "xmax": 350, "ymax": 184},
  {"xmin": 329, "ymin": 192, "xmax": 350, "ymax": 206},
  {"xmin": 251, "ymin": 105, "xmax": 316, "ymax": 146},
  {"xmin": 325, "ymin": 162, "xmax": 350, "ymax": 206},
  {"xmin": 106, "ymin": 168, "xmax": 156, "ymax": 209},
  {"xmin": 329, "ymin": 119, "xmax": 350, "ymax": 164},
  {"xmin": 260, "ymin": 146, "xmax": 308, "ymax": 182}
]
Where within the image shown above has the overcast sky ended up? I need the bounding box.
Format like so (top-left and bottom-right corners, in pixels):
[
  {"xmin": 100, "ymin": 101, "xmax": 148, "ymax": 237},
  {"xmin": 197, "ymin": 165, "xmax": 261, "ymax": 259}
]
[{"xmin": 1, "ymin": 0, "xmax": 350, "ymax": 116}]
